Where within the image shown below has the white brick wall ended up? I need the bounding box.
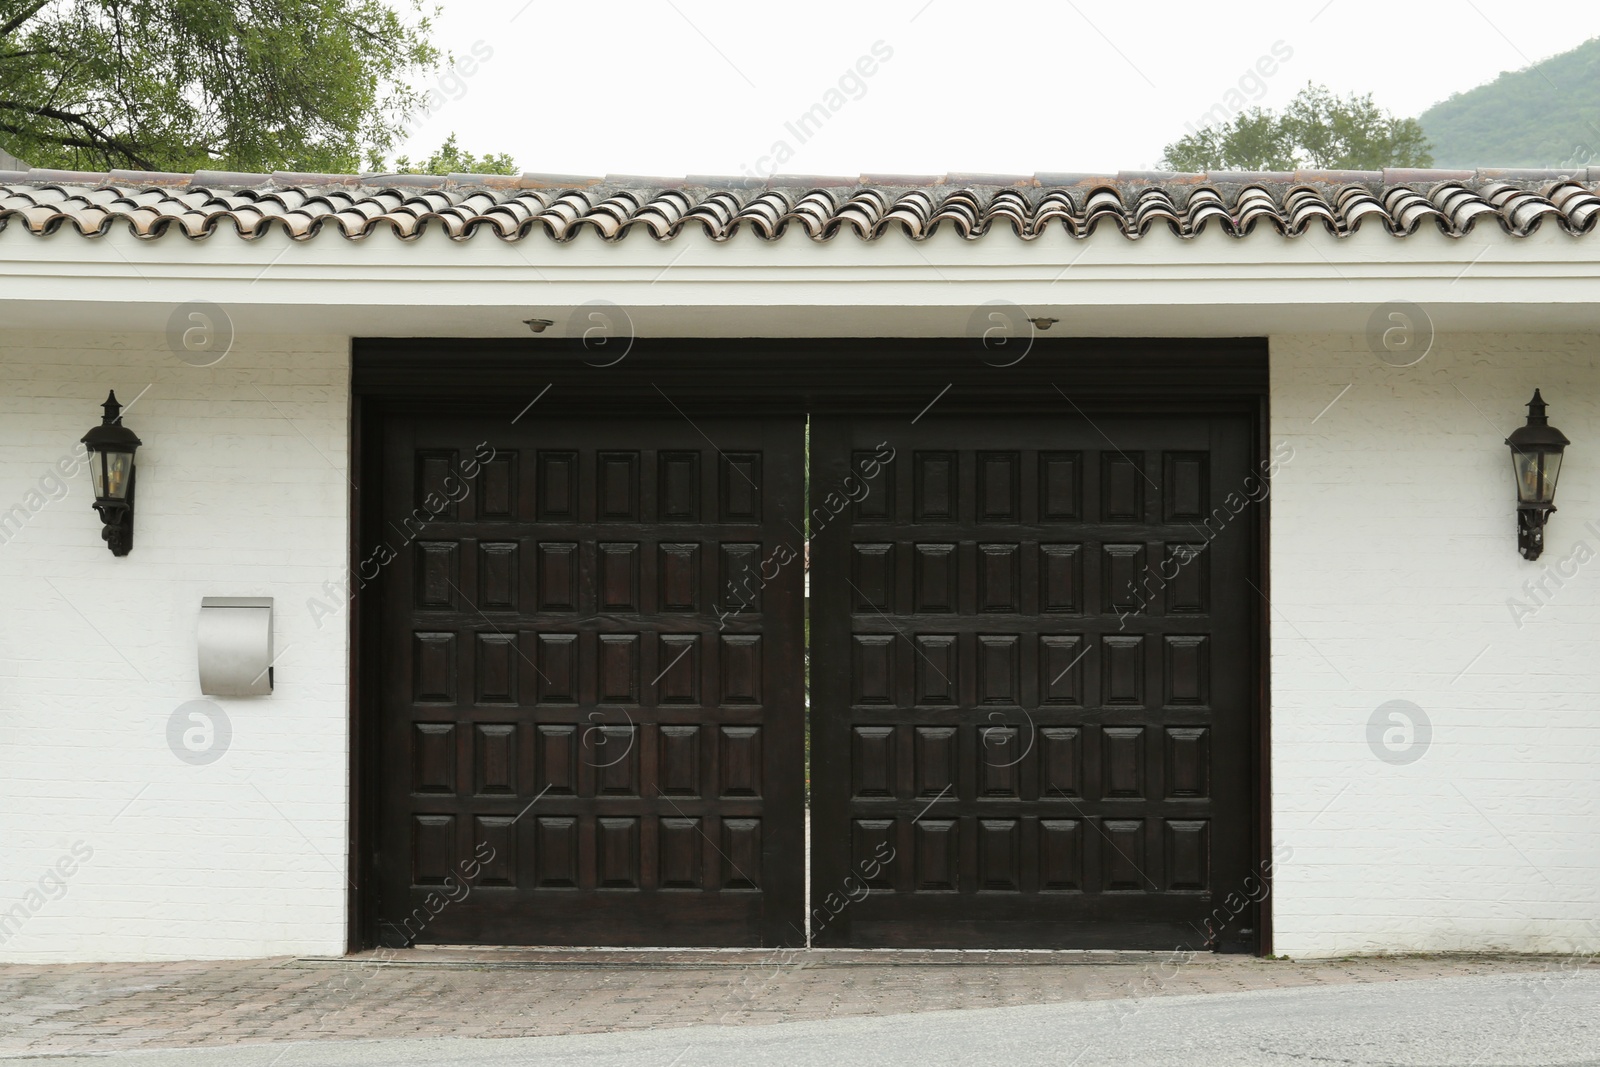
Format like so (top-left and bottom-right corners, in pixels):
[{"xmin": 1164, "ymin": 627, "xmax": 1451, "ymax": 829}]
[
  {"xmin": 4, "ymin": 325, "xmax": 1596, "ymax": 961},
  {"xmin": 0, "ymin": 330, "xmax": 351, "ymax": 963},
  {"xmin": 1271, "ymin": 332, "xmax": 1600, "ymax": 957}
]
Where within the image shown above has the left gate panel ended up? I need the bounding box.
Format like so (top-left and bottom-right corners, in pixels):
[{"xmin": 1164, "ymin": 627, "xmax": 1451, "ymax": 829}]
[{"xmin": 371, "ymin": 413, "xmax": 806, "ymax": 947}]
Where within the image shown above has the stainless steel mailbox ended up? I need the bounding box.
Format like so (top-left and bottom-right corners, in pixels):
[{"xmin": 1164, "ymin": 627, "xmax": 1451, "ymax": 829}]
[{"xmin": 197, "ymin": 597, "xmax": 274, "ymax": 696}]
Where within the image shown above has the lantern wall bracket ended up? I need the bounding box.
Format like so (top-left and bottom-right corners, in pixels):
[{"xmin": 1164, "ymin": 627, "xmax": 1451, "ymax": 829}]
[
  {"xmin": 94, "ymin": 474, "xmax": 136, "ymax": 556},
  {"xmin": 1516, "ymin": 503, "xmax": 1554, "ymax": 561}
]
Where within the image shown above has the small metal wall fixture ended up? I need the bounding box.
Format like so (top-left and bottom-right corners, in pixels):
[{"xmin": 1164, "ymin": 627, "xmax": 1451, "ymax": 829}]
[
  {"xmin": 1506, "ymin": 389, "xmax": 1569, "ymax": 561},
  {"xmin": 198, "ymin": 598, "xmax": 275, "ymax": 696},
  {"xmin": 81, "ymin": 391, "xmax": 141, "ymax": 556}
]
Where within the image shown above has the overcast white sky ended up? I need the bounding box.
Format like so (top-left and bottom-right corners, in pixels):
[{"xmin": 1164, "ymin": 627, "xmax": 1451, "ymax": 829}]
[{"xmin": 396, "ymin": 0, "xmax": 1597, "ymax": 176}]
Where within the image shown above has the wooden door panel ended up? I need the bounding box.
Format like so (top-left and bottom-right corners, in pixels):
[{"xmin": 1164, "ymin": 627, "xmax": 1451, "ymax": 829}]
[
  {"xmin": 810, "ymin": 413, "xmax": 1256, "ymax": 950},
  {"xmin": 374, "ymin": 414, "xmax": 805, "ymax": 947}
]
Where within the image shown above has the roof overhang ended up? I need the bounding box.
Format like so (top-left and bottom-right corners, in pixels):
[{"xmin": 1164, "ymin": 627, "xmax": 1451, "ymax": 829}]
[{"xmin": 2, "ymin": 221, "xmax": 1598, "ymax": 339}]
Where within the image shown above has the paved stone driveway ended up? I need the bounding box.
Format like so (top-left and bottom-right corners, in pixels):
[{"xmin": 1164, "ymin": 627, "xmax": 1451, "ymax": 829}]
[{"xmin": 0, "ymin": 949, "xmax": 1584, "ymax": 1058}]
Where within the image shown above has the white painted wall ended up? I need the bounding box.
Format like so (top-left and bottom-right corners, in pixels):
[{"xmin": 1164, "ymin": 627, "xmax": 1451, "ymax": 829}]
[
  {"xmin": 1270, "ymin": 332, "xmax": 1600, "ymax": 957},
  {"xmin": 4, "ymin": 322, "xmax": 1598, "ymax": 962},
  {"xmin": 0, "ymin": 330, "xmax": 351, "ymax": 962}
]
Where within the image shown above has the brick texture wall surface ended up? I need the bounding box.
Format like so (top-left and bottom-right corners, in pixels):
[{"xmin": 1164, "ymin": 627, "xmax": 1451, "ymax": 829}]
[
  {"xmin": 0, "ymin": 329, "xmax": 351, "ymax": 963},
  {"xmin": 3, "ymin": 328, "xmax": 1596, "ymax": 962},
  {"xmin": 1270, "ymin": 332, "xmax": 1600, "ymax": 957}
]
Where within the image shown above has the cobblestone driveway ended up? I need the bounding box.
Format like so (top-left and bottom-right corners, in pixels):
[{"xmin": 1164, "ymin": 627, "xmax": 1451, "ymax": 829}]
[{"xmin": 0, "ymin": 949, "xmax": 1583, "ymax": 1058}]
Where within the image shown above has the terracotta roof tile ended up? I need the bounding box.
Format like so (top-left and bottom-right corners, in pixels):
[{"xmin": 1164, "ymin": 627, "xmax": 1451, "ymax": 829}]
[{"xmin": 0, "ymin": 169, "xmax": 1596, "ymax": 243}]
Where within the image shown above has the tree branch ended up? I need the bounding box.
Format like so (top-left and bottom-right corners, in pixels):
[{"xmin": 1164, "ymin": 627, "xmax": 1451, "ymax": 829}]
[{"xmin": 0, "ymin": 0, "xmax": 51, "ymax": 40}]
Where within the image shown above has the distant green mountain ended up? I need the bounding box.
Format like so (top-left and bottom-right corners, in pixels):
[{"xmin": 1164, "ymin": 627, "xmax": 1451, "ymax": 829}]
[{"xmin": 1419, "ymin": 37, "xmax": 1600, "ymax": 169}]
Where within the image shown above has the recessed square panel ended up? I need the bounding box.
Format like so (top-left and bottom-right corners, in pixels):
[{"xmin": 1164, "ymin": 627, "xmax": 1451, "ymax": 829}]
[
  {"xmin": 659, "ymin": 452, "xmax": 700, "ymax": 522},
  {"xmin": 412, "ymin": 632, "xmax": 456, "ymax": 703},
  {"xmin": 852, "ymin": 634, "xmax": 895, "ymax": 705},
  {"xmin": 535, "ymin": 816, "xmax": 578, "ymax": 887},
  {"xmin": 659, "ymin": 542, "xmax": 701, "ymax": 613},
  {"xmin": 536, "ymin": 633, "xmax": 577, "ymax": 704},
  {"xmin": 719, "ymin": 725, "xmax": 762, "ymax": 797},
  {"xmin": 977, "ymin": 452, "xmax": 1020, "ymax": 522},
  {"xmin": 1165, "ymin": 727, "xmax": 1211, "ymax": 799},
  {"xmin": 851, "ymin": 543, "xmax": 894, "ymax": 612},
  {"xmin": 1039, "ymin": 635, "xmax": 1086, "ymax": 706},
  {"xmin": 1164, "ymin": 635, "xmax": 1210, "ymax": 707},
  {"xmin": 721, "ymin": 819, "xmax": 762, "ymax": 890},
  {"xmin": 1039, "ymin": 727, "xmax": 1083, "ymax": 798},
  {"xmin": 719, "ymin": 634, "xmax": 763, "ymax": 705},
  {"xmin": 1101, "ymin": 635, "xmax": 1146, "ymax": 707},
  {"xmin": 472, "ymin": 815, "xmax": 515, "ymax": 886},
  {"xmin": 411, "ymin": 723, "xmax": 455, "ymax": 794},
  {"xmin": 1164, "ymin": 452, "xmax": 1210, "ymax": 522},
  {"xmin": 658, "ymin": 725, "xmax": 701, "ymax": 797},
  {"xmin": 598, "ymin": 634, "xmax": 640, "ymax": 704},
  {"xmin": 1165, "ymin": 544, "xmax": 1210, "ymax": 614},
  {"xmin": 977, "ymin": 634, "xmax": 1019, "ymax": 705},
  {"xmin": 659, "ymin": 817, "xmax": 703, "ymax": 888},
  {"xmin": 655, "ymin": 634, "xmax": 700, "ymax": 705},
  {"xmin": 474, "ymin": 632, "xmax": 517, "ymax": 705},
  {"xmin": 1102, "ymin": 544, "xmax": 1148, "ymax": 618},
  {"xmin": 914, "ymin": 634, "xmax": 958, "ymax": 706},
  {"xmin": 536, "ymin": 451, "xmax": 577, "ymax": 521},
  {"xmin": 1039, "ymin": 819, "xmax": 1083, "ymax": 890},
  {"xmin": 535, "ymin": 725, "xmax": 577, "ymax": 795},
  {"xmin": 411, "ymin": 815, "xmax": 455, "ymax": 885},
  {"xmin": 1165, "ymin": 819, "xmax": 1210, "ymax": 891},
  {"xmin": 415, "ymin": 541, "xmax": 459, "ymax": 611},
  {"xmin": 1040, "ymin": 543, "xmax": 1082, "ymax": 614},
  {"xmin": 851, "ymin": 726, "xmax": 895, "ymax": 798},
  {"xmin": 913, "ymin": 819, "xmax": 959, "ymax": 891},
  {"xmin": 597, "ymin": 452, "xmax": 639, "ymax": 521},
  {"xmin": 477, "ymin": 542, "xmax": 518, "ymax": 611},
  {"xmin": 720, "ymin": 543, "xmax": 763, "ymax": 613},
  {"xmin": 1102, "ymin": 726, "xmax": 1146, "ymax": 798},
  {"xmin": 913, "ymin": 452, "xmax": 958, "ymax": 522},
  {"xmin": 1101, "ymin": 819, "xmax": 1146, "ymax": 891},
  {"xmin": 721, "ymin": 453, "xmax": 762, "ymax": 523},
  {"xmin": 913, "ymin": 543, "xmax": 957, "ymax": 613},
  {"xmin": 978, "ymin": 819, "xmax": 1020, "ymax": 891},
  {"xmin": 598, "ymin": 543, "xmax": 640, "ymax": 613},
  {"xmin": 852, "ymin": 450, "xmax": 895, "ymax": 521},
  {"xmin": 473, "ymin": 724, "xmax": 516, "ymax": 796},
  {"xmin": 536, "ymin": 542, "xmax": 579, "ymax": 612},
  {"xmin": 597, "ymin": 818, "xmax": 640, "ymax": 888},
  {"xmin": 475, "ymin": 451, "xmax": 516, "ymax": 521},
  {"xmin": 414, "ymin": 450, "xmax": 460, "ymax": 521},
  {"xmin": 914, "ymin": 726, "xmax": 957, "ymax": 798},
  {"xmin": 1101, "ymin": 453, "xmax": 1145, "ymax": 522},
  {"xmin": 1039, "ymin": 452, "xmax": 1082, "ymax": 521},
  {"xmin": 977, "ymin": 544, "xmax": 1019, "ymax": 612}
]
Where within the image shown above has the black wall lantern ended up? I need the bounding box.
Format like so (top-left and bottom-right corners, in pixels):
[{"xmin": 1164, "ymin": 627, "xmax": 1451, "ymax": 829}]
[
  {"xmin": 82, "ymin": 391, "xmax": 141, "ymax": 556},
  {"xmin": 1506, "ymin": 389, "xmax": 1569, "ymax": 561}
]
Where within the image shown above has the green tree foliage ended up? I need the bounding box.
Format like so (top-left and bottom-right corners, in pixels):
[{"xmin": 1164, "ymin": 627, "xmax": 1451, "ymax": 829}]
[
  {"xmin": 1419, "ymin": 37, "xmax": 1600, "ymax": 168},
  {"xmin": 1161, "ymin": 83, "xmax": 1433, "ymax": 171},
  {"xmin": 0, "ymin": 0, "xmax": 440, "ymax": 172},
  {"xmin": 393, "ymin": 132, "xmax": 515, "ymax": 175}
]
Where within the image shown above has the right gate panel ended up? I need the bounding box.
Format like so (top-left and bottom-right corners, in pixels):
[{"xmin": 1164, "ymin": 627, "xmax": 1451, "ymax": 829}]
[{"xmin": 810, "ymin": 411, "xmax": 1258, "ymax": 949}]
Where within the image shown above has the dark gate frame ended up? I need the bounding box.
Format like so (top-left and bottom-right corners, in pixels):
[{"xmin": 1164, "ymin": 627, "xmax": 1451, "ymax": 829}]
[{"xmin": 347, "ymin": 337, "xmax": 1272, "ymax": 954}]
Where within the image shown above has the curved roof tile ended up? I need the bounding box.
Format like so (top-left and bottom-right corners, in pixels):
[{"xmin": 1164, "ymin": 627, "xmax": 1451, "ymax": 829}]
[{"xmin": 0, "ymin": 169, "xmax": 1597, "ymax": 244}]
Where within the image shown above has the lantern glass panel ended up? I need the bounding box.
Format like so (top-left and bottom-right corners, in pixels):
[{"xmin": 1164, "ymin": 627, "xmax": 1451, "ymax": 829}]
[
  {"xmin": 87, "ymin": 452, "xmax": 106, "ymax": 498},
  {"xmin": 1512, "ymin": 448, "xmax": 1562, "ymax": 506},
  {"xmin": 105, "ymin": 451, "xmax": 133, "ymax": 500}
]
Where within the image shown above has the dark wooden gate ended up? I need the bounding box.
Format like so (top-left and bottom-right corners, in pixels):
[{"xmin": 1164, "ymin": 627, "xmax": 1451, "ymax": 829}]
[
  {"xmin": 352, "ymin": 340, "xmax": 1266, "ymax": 953},
  {"xmin": 370, "ymin": 409, "xmax": 806, "ymax": 947},
  {"xmin": 808, "ymin": 408, "xmax": 1259, "ymax": 950}
]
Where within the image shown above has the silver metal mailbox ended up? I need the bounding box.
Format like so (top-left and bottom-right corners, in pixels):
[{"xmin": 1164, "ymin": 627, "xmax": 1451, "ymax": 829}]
[{"xmin": 197, "ymin": 597, "xmax": 274, "ymax": 696}]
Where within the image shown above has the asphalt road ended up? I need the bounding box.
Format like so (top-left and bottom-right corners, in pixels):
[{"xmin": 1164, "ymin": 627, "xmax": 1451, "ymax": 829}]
[{"xmin": 20, "ymin": 970, "xmax": 1600, "ymax": 1067}]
